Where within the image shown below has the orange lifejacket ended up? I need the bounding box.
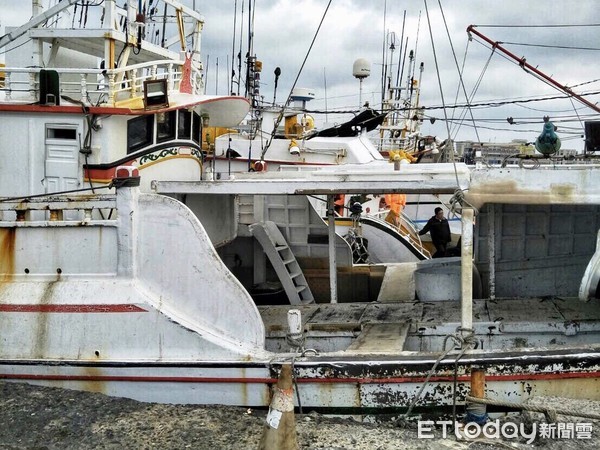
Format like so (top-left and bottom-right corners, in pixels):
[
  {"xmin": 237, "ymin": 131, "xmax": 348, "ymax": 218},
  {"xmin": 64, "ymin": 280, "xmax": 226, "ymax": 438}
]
[{"xmin": 384, "ymin": 194, "xmax": 406, "ymax": 226}]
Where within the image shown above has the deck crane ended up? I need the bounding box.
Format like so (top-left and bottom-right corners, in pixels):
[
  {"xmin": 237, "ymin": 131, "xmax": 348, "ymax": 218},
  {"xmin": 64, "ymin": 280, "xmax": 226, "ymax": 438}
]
[{"xmin": 466, "ymin": 25, "xmax": 600, "ymax": 114}]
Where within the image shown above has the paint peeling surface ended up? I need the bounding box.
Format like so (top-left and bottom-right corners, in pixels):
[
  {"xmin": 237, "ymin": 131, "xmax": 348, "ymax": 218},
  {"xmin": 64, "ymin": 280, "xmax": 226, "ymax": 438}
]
[
  {"xmin": 2, "ymin": 174, "xmax": 600, "ymax": 412},
  {"xmin": 466, "ymin": 166, "xmax": 600, "ymax": 208}
]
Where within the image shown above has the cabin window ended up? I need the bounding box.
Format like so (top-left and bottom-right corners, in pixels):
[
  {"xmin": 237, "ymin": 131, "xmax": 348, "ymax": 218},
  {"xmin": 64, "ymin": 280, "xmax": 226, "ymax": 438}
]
[
  {"xmin": 192, "ymin": 111, "xmax": 201, "ymax": 144},
  {"xmin": 157, "ymin": 111, "xmax": 176, "ymax": 143},
  {"xmin": 178, "ymin": 110, "xmax": 192, "ymax": 140},
  {"xmin": 46, "ymin": 127, "xmax": 77, "ymax": 140},
  {"xmin": 127, "ymin": 115, "xmax": 154, "ymax": 153}
]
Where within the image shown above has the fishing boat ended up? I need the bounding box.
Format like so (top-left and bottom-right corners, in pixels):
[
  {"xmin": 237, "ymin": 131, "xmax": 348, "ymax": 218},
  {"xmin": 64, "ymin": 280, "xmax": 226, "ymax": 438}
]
[
  {"xmin": 1, "ymin": 1, "xmax": 600, "ymax": 420},
  {"xmin": 0, "ymin": 0, "xmax": 250, "ymax": 197}
]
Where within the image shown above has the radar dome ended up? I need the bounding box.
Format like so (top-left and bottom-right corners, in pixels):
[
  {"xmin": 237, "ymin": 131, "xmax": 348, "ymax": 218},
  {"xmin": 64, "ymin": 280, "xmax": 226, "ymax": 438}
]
[
  {"xmin": 290, "ymin": 87, "xmax": 316, "ymax": 102},
  {"xmin": 353, "ymin": 58, "xmax": 371, "ymax": 79}
]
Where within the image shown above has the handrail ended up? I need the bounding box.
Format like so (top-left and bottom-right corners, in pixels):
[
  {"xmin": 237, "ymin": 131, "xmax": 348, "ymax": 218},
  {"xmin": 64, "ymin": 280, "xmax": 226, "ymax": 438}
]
[
  {"xmin": 0, "ymin": 59, "xmax": 201, "ymax": 106},
  {"xmin": 363, "ymin": 211, "xmax": 431, "ymax": 259}
]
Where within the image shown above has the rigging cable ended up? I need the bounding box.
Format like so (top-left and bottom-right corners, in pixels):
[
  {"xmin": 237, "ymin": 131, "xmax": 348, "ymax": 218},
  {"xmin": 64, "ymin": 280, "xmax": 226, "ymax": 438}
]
[
  {"xmin": 380, "ymin": 0, "xmax": 388, "ymax": 108},
  {"xmin": 395, "ymin": 10, "xmax": 407, "ymax": 94},
  {"xmin": 395, "ymin": 37, "xmax": 409, "ymax": 102},
  {"xmin": 237, "ymin": 0, "xmax": 245, "ymax": 96},
  {"xmin": 230, "ymin": 0, "xmax": 238, "ymax": 94},
  {"xmin": 468, "ymin": 35, "xmax": 600, "ymax": 114},
  {"xmin": 422, "ymin": 1, "xmax": 454, "ymax": 165},
  {"xmin": 161, "ymin": 2, "xmax": 167, "ymax": 48},
  {"xmin": 436, "ymin": 0, "xmax": 482, "ymax": 144},
  {"xmin": 425, "ymin": 0, "xmax": 478, "ymax": 216},
  {"xmin": 405, "ymin": 11, "xmax": 422, "ymax": 115},
  {"xmin": 448, "ymin": 38, "xmax": 469, "ymax": 126},
  {"xmin": 496, "ymin": 41, "xmax": 600, "ymax": 52},
  {"xmin": 260, "ymin": 0, "xmax": 333, "ymax": 159},
  {"xmin": 450, "ymin": 47, "xmax": 495, "ymax": 140},
  {"xmin": 567, "ymin": 96, "xmax": 586, "ymax": 140},
  {"xmin": 473, "ymin": 23, "xmax": 600, "ymax": 28}
]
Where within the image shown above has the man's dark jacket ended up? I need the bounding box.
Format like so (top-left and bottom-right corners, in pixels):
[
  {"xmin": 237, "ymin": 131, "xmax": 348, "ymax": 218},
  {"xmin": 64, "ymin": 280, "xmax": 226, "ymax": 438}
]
[{"xmin": 418, "ymin": 216, "xmax": 451, "ymax": 245}]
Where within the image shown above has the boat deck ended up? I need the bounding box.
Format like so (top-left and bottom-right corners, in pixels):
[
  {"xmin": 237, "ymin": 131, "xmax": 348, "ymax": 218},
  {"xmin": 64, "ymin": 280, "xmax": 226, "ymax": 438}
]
[{"xmin": 259, "ymin": 297, "xmax": 600, "ymax": 353}]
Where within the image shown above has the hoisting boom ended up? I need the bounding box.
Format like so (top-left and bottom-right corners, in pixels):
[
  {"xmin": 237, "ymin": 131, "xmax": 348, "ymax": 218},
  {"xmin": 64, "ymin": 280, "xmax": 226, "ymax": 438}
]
[{"xmin": 467, "ymin": 25, "xmax": 600, "ymax": 114}]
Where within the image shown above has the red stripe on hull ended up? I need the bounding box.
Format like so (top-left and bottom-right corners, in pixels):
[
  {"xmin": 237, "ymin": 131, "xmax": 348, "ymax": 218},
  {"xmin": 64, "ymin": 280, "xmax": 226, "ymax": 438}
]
[
  {"xmin": 0, "ymin": 96, "xmax": 249, "ymax": 115},
  {"xmin": 0, "ymin": 374, "xmax": 276, "ymax": 383},
  {"xmin": 0, "ymin": 304, "xmax": 147, "ymax": 313},
  {"xmin": 1, "ymin": 371, "xmax": 598, "ymax": 384},
  {"xmin": 85, "ymin": 163, "xmax": 134, "ymax": 182}
]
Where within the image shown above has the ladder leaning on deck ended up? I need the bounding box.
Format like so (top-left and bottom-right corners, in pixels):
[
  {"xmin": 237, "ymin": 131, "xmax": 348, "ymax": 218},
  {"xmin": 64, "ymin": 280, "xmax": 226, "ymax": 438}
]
[{"xmin": 249, "ymin": 221, "xmax": 314, "ymax": 305}]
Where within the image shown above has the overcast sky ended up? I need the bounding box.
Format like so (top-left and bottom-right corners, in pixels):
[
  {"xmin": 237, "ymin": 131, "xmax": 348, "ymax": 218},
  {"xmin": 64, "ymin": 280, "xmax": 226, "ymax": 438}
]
[{"xmin": 3, "ymin": 0, "xmax": 600, "ymax": 151}]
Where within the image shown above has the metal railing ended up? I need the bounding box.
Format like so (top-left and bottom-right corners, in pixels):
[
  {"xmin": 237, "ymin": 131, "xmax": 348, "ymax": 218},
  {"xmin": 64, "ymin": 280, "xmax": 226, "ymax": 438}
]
[
  {"xmin": 369, "ymin": 209, "xmax": 431, "ymax": 258},
  {"xmin": 0, "ymin": 60, "xmax": 201, "ymax": 107},
  {"xmin": 0, "ymin": 195, "xmax": 117, "ymax": 226}
]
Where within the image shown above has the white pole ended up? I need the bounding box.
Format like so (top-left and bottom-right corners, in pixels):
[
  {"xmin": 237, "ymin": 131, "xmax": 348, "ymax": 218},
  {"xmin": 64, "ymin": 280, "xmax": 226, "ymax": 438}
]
[
  {"xmin": 358, "ymin": 78, "xmax": 363, "ymax": 108},
  {"xmin": 461, "ymin": 208, "xmax": 474, "ymax": 336},
  {"xmin": 327, "ymin": 195, "xmax": 338, "ymax": 303}
]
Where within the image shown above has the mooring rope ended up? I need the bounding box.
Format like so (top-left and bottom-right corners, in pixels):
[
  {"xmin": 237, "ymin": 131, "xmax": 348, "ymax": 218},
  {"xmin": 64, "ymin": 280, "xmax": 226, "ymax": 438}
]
[{"xmin": 400, "ymin": 330, "xmax": 477, "ymax": 421}]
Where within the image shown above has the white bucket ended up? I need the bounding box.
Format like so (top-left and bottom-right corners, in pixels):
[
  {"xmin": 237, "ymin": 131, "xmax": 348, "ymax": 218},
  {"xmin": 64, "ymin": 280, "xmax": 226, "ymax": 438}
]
[{"xmin": 414, "ymin": 265, "xmax": 462, "ymax": 301}]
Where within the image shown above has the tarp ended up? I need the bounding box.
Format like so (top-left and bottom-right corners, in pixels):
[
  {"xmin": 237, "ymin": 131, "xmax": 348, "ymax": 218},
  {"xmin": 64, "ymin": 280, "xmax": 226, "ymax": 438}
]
[{"xmin": 310, "ymin": 109, "xmax": 387, "ymax": 138}]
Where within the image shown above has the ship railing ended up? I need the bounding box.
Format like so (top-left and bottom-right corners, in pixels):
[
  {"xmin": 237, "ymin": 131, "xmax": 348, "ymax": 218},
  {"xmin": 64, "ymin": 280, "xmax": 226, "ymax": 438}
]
[
  {"xmin": 374, "ymin": 135, "xmax": 417, "ymax": 153},
  {"xmin": 0, "ymin": 60, "xmax": 202, "ymax": 107},
  {"xmin": 369, "ymin": 209, "xmax": 431, "ymax": 258},
  {"xmin": 0, "ymin": 195, "xmax": 117, "ymax": 226}
]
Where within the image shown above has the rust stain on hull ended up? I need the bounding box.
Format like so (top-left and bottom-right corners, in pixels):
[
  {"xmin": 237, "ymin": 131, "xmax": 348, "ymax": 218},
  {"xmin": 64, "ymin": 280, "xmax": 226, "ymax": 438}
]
[
  {"xmin": 466, "ymin": 181, "xmax": 578, "ymax": 208},
  {"xmin": 0, "ymin": 228, "xmax": 16, "ymax": 283},
  {"xmin": 81, "ymin": 366, "xmax": 107, "ymax": 395}
]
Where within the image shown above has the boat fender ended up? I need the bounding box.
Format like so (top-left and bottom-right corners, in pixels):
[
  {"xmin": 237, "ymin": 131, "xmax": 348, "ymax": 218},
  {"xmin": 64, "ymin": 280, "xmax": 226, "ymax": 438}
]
[
  {"xmin": 254, "ymin": 160, "xmax": 267, "ymax": 172},
  {"xmin": 535, "ymin": 117, "xmax": 561, "ymax": 156},
  {"xmin": 288, "ymin": 139, "xmax": 300, "ymax": 156}
]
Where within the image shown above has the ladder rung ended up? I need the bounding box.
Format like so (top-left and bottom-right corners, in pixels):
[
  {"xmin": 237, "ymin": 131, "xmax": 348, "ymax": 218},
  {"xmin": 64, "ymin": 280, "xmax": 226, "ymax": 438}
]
[
  {"xmin": 296, "ymin": 285, "xmax": 307, "ymax": 293},
  {"xmin": 290, "ymin": 271, "xmax": 302, "ymax": 279},
  {"xmin": 275, "ymin": 245, "xmax": 288, "ymax": 251},
  {"xmin": 282, "ymin": 258, "xmax": 295, "ymax": 265}
]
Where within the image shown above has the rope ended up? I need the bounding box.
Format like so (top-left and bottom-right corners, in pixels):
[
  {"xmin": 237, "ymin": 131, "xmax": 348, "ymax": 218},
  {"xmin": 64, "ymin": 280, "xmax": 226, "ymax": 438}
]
[
  {"xmin": 464, "ymin": 398, "xmax": 488, "ymax": 425},
  {"xmin": 448, "ymin": 189, "xmax": 479, "ymax": 217},
  {"xmin": 290, "ymin": 358, "xmax": 303, "ymax": 414},
  {"xmin": 465, "ymin": 395, "xmax": 600, "ymax": 421},
  {"xmin": 286, "ymin": 331, "xmax": 318, "ymax": 357},
  {"xmin": 286, "ymin": 332, "xmax": 305, "ymax": 350},
  {"xmin": 399, "ymin": 329, "xmax": 477, "ymax": 422}
]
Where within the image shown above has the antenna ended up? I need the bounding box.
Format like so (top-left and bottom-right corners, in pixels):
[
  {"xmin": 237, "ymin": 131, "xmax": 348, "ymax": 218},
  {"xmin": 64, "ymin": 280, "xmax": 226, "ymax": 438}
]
[
  {"xmin": 273, "ymin": 66, "xmax": 281, "ymax": 105},
  {"xmin": 353, "ymin": 58, "xmax": 371, "ymax": 108},
  {"xmin": 323, "ymin": 67, "xmax": 328, "ymax": 123}
]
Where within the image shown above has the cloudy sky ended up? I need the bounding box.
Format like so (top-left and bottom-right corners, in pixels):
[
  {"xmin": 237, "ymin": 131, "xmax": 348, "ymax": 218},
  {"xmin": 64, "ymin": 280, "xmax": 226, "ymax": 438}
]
[{"xmin": 3, "ymin": 0, "xmax": 600, "ymax": 151}]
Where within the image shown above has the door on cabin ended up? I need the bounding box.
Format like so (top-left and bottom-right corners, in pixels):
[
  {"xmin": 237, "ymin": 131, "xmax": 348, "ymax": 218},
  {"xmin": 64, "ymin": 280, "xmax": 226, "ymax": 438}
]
[{"xmin": 44, "ymin": 124, "xmax": 82, "ymax": 219}]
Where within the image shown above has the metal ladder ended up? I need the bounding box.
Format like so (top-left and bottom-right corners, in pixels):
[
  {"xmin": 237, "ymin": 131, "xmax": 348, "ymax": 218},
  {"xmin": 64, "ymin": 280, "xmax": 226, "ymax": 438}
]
[
  {"xmin": 249, "ymin": 221, "xmax": 314, "ymax": 305},
  {"xmin": 238, "ymin": 194, "xmax": 256, "ymax": 225}
]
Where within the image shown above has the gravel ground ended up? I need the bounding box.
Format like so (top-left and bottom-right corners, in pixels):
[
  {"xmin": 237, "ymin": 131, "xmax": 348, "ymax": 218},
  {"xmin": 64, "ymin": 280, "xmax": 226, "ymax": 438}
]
[{"xmin": 0, "ymin": 381, "xmax": 598, "ymax": 449}]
